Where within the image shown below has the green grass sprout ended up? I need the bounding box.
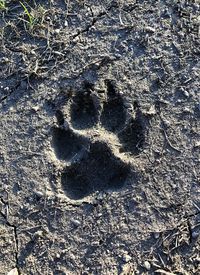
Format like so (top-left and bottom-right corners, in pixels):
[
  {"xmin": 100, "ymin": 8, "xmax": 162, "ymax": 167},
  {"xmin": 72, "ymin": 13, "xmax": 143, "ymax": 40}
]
[
  {"xmin": 20, "ymin": 1, "xmax": 35, "ymax": 29},
  {"xmin": 0, "ymin": 0, "xmax": 6, "ymax": 10}
]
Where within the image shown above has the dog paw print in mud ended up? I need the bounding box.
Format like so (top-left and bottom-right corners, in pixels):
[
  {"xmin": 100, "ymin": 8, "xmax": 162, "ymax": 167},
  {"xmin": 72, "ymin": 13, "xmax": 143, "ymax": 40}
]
[{"xmin": 51, "ymin": 80, "xmax": 147, "ymax": 200}]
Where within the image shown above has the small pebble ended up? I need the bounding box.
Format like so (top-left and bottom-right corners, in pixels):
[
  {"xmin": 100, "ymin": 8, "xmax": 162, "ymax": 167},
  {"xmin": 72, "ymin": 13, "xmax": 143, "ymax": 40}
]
[
  {"xmin": 154, "ymin": 232, "xmax": 160, "ymax": 239},
  {"xmin": 32, "ymin": 106, "xmax": 39, "ymax": 111},
  {"xmin": 34, "ymin": 230, "xmax": 44, "ymax": 238},
  {"xmin": 34, "ymin": 190, "xmax": 43, "ymax": 198},
  {"xmin": 146, "ymin": 105, "xmax": 156, "ymax": 115},
  {"xmin": 123, "ymin": 254, "xmax": 132, "ymax": 263},
  {"xmin": 194, "ymin": 141, "xmax": 200, "ymax": 148},
  {"xmin": 145, "ymin": 26, "xmax": 156, "ymax": 33},
  {"xmin": 183, "ymin": 107, "xmax": 192, "ymax": 113},
  {"xmin": 55, "ymin": 29, "xmax": 60, "ymax": 34},
  {"xmin": 71, "ymin": 218, "xmax": 81, "ymax": 227},
  {"xmin": 56, "ymin": 253, "xmax": 61, "ymax": 258},
  {"xmin": 143, "ymin": 260, "xmax": 151, "ymax": 270},
  {"xmin": 3, "ymin": 57, "xmax": 9, "ymax": 62},
  {"xmin": 183, "ymin": 90, "xmax": 189, "ymax": 97}
]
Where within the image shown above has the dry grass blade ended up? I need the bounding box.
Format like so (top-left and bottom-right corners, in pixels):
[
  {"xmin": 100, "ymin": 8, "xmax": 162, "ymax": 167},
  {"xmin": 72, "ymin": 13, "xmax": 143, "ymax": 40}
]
[{"xmin": 155, "ymin": 270, "xmax": 176, "ymax": 275}]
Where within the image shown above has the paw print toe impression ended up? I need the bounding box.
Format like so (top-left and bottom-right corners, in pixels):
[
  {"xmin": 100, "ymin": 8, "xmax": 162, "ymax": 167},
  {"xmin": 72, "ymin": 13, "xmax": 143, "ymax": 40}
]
[
  {"xmin": 52, "ymin": 127, "xmax": 89, "ymax": 162},
  {"xmin": 100, "ymin": 80, "xmax": 126, "ymax": 132},
  {"xmin": 118, "ymin": 117, "xmax": 145, "ymax": 155},
  {"xmin": 70, "ymin": 92, "xmax": 98, "ymax": 130}
]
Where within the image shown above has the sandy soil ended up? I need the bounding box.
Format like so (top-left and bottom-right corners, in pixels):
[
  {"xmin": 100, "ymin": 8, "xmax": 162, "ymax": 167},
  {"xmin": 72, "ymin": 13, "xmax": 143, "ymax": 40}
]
[{"xmin": 0, "ymin": 0, "xmax": 200, "ymax": 274}]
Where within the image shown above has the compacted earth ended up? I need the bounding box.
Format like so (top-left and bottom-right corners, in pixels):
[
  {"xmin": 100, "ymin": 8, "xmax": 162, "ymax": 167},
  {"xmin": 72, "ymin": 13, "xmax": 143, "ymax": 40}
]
[{"xmin": 0, "ymin": 0, "xmax": 200, "ymax": 274}]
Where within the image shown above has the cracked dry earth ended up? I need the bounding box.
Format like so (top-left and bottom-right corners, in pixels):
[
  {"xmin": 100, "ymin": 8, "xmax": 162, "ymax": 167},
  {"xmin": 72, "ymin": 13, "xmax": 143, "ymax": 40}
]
[{"xmin": 0, "ymin": 0, "xmax": 200, "ymax": 274}]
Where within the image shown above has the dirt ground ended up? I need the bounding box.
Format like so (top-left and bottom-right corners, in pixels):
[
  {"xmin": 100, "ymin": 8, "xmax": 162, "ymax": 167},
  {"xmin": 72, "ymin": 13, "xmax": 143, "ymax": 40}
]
[{"xmin": 0, "ymin": 0, "xmax": 200, "ymax": 274}]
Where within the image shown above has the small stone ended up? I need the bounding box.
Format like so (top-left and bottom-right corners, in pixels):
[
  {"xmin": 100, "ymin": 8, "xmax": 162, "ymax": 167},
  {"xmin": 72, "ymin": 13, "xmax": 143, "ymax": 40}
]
[
  {"xmin": 3, "ymin": 57, "xmax": 9, "ymax": 63},
  {"xmin": 154, "ymin": 232, "xmax": 160, "ymax": 239},
  {"xmin": 55, "ymin": 29, "xmax": 60, "ymax": 34},
  {"xmin": 183, "ymin": 90, "xmax": 189, "ymax": 97},
  {"xmin": 32, "ymin": 106, "xmax": 39, "ymax": 111},
  {"xmin": 146, "ymin": 105, "xmax": 156, "ymax": 115},
  {"xmin": 123, "ymin": 254, "xmax": 132, "ymax": 262},
  {"xmin": 34, "ymin": 190, "xmax": 43, "ymax": 198},
  {"xmin": 163, "ymin": 119, "xmax": 170, "ymax": 127},
  {"xmin": 34, "ymin": 230, "xmax": 44, "ymax": 238},
  {"xmin": 71, "ymin": 218, "xmax": 81, "ymax": 227},
  {"xmin": 183, "ymin": 107, "xmax": 192, "ymax": 113},
  {"xmin": 143, "ymin": 261, "xmax": 151, "ymax": 270},
  {"xmin": 145, "ymin": 26, "xmax": 156, "ymax": 33},
  {"xmin": 194, "ymin": 141, "xmax": 200, "ymax": 148},
  {"xmin": 64, "ymin": 21, "xmax": 68, "ymax": 27}
]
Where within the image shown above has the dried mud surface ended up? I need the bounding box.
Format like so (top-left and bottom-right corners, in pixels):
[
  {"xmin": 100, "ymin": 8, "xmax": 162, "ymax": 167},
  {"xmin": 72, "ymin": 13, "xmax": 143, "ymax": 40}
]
[{"xmin": 0, "ymin": 0, "xmax": 200, "ymax": 274}]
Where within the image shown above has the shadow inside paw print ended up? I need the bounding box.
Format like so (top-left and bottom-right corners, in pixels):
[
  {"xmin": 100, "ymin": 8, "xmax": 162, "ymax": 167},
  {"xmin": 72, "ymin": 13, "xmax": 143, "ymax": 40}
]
[
  {"xmin": 100, "ymin": 80, "xmax": 146, "ymax": 154},
  {"xmin": 118, "ymin": 117, "xmax": 145, "ymax": 155},
  {"xmin": 52, "ymin": 127, "xmax": 89, "ymax": 161},
  {"xmin": 100, "ymin": 80, "xmax": 126, "ymax": 132},
  {"xmin": 61, "ymin": 141, "xmax": 130, "ymax": 200},
  {"xmin": 70, "ymin": 83, "xmax": 98, "ymax": 129}
]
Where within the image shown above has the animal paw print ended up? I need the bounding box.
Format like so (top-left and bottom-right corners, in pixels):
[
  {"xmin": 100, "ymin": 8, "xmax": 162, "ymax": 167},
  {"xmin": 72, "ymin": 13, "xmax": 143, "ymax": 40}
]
[{"xmin": 51, "ymin": 80, "xmax": 147, "ymax": 200}]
